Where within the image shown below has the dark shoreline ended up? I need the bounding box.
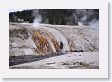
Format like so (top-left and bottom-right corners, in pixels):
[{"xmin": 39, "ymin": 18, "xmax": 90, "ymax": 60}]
[{"xmin": 9, "ymin": 52, "xmax": 64, "ymax": 66}]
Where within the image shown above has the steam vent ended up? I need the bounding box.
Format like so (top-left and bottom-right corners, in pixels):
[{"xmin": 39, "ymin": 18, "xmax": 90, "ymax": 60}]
[{"xmin": 9, "ymin": 22, "xmax": 99, "ymax": 69}]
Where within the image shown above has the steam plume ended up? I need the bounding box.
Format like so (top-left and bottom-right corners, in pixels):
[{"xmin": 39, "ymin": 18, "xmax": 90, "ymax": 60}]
[{"xmin": 32, "ymin": 10, "xmax": 42, "ymax": 27}]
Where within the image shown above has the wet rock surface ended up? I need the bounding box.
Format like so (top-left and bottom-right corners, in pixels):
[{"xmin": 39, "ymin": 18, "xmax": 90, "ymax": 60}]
[
  {"xmin": 10, "ymin": 52, "xmax": 99, "ymax": 69},
  {"xmin": 9, "ymin": 23, "xmax": 99, "ymax": 69}
]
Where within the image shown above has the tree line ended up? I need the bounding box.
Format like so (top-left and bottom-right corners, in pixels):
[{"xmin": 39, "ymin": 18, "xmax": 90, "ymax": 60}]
[{"xmin": 9, "ymin": 9, "xmax": 99, "ymax": 25}]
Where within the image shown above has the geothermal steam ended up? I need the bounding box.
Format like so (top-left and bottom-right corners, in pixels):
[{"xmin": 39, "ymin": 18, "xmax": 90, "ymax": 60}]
[
  {"xmin": 32, "ymin": 10, "xmax": 42, "ymax": 27},
  {"xmin": 31, "ymin": 9, "xmax": 99, "ymax": 55},
  {"xmin": 31, "ymin": 10, "xmax": 62, "ymax": 55}
]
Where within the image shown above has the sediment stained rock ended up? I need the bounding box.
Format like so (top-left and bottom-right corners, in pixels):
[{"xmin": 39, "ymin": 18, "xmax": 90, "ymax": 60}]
[
  {"xmin": 9, "ymin": 23, "xmax": 98, "ymax": 56},
  {"xmin": 32, "ymin": 29, "xmax": 60, "ymax": 55}
]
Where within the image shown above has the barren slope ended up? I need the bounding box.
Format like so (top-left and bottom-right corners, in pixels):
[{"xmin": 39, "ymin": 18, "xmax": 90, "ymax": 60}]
[{"xmin": 9, "ymin": 22, "xmax": 99, "ymax": 69}]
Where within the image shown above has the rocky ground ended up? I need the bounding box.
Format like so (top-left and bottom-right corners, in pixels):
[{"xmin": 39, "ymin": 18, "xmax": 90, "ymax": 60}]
[{"xmin": 9, "ymin": 22, "xmax": 99, "ymax": 69}]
